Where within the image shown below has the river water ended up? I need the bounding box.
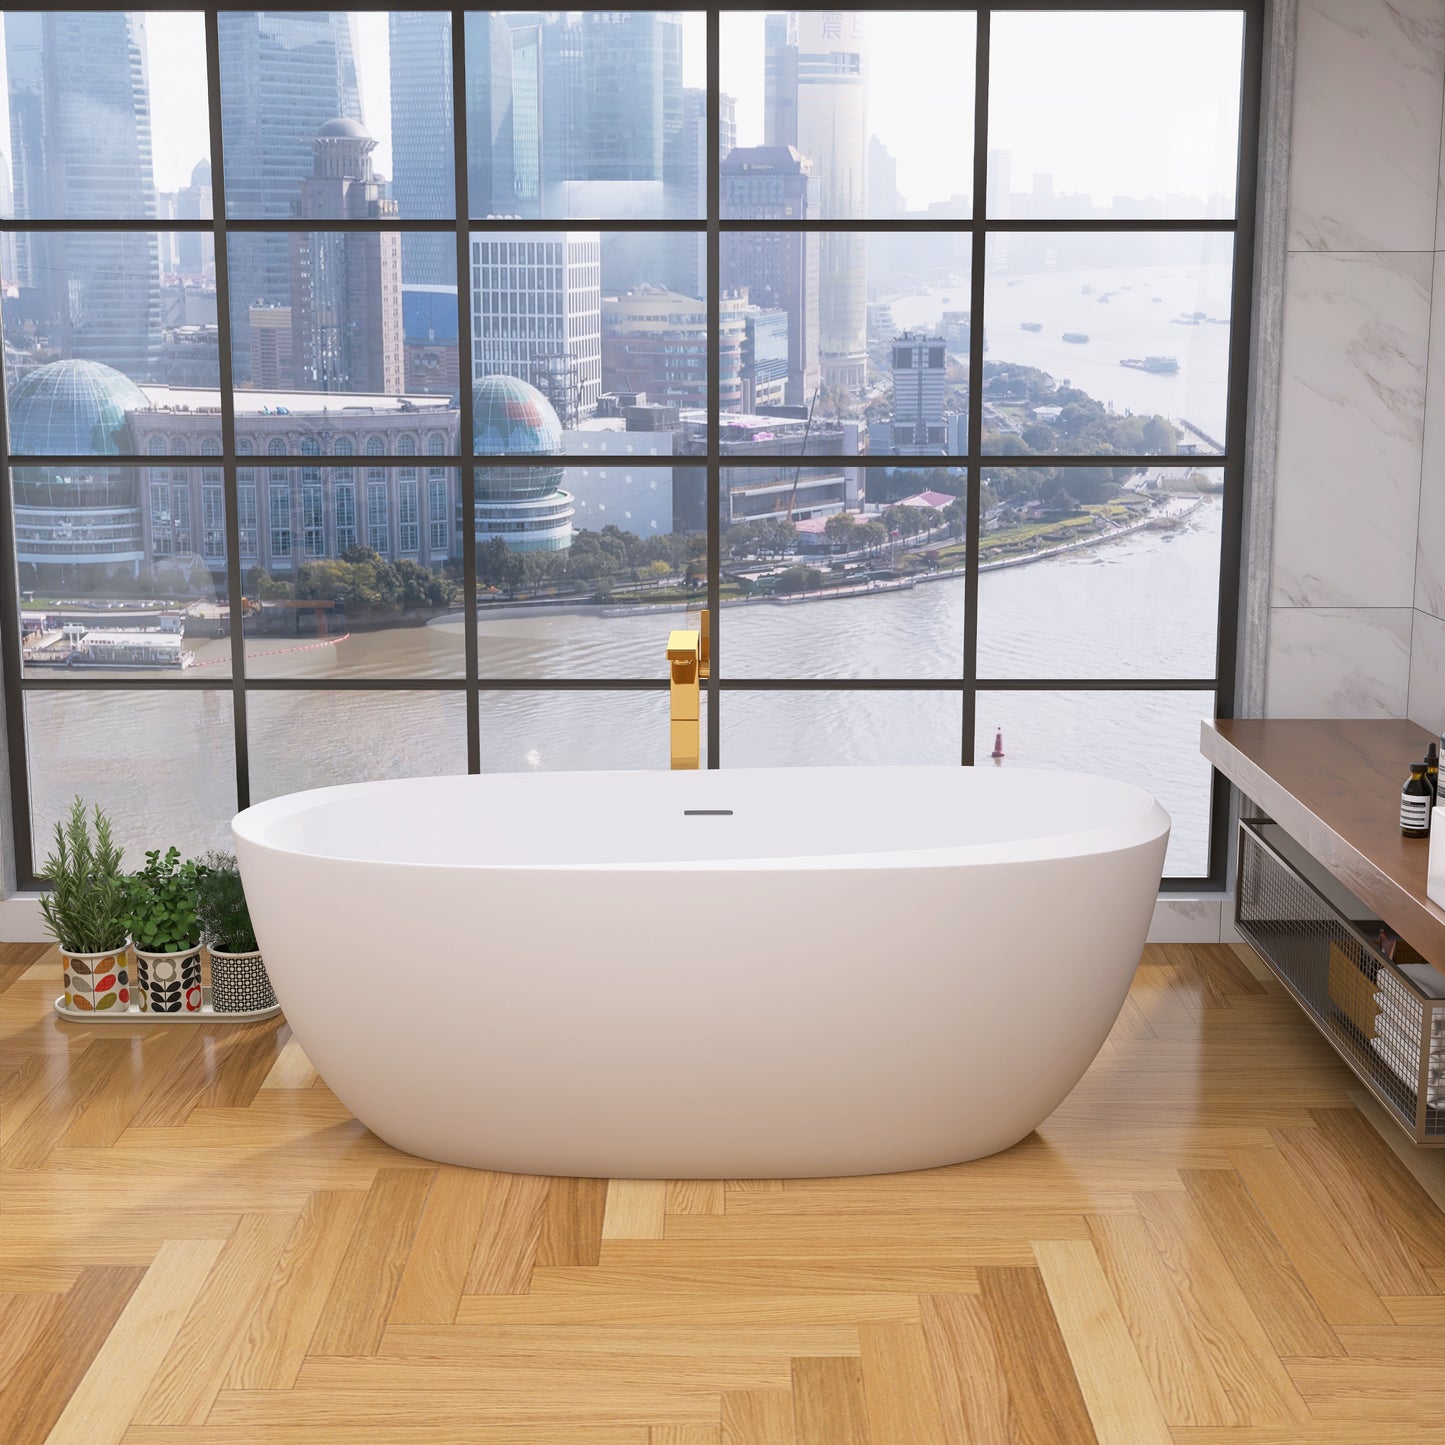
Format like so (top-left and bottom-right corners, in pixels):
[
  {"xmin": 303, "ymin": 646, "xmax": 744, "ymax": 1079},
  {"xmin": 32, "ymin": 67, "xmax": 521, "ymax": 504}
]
[{"xmin": 25, "ymin": 262, "xmax": 1228, "ymax": 880}]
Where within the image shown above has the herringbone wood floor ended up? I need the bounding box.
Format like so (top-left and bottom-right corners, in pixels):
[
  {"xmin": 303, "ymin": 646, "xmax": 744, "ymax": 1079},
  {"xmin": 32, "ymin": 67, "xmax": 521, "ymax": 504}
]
[{"xmin": 2, "ymin": 939, "xmax": 1444, "ymax": 1445}]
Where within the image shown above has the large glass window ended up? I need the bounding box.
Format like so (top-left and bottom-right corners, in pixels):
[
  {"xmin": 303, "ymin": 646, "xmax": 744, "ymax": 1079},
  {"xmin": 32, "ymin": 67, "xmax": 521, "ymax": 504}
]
[{"xmin": 0, "ymin": 5, "xmax": 1258, "ymax": 886}]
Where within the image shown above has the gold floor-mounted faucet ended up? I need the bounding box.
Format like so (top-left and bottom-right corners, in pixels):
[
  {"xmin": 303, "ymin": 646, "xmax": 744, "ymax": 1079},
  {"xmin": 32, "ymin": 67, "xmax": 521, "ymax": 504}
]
[{"xmin": 666, "ymin": 610, "xmax": 709, "ymax": 769}]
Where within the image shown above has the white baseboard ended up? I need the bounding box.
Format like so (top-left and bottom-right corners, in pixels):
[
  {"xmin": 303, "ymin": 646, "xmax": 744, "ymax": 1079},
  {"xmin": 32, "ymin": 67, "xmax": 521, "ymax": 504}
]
[
  {"xmin": 3, "ymin": 889, "xmax": 1231, "ymax": 947},
  {"xmin": 0, "ymin": 893, "xmax": 49, "ymax": 943}
]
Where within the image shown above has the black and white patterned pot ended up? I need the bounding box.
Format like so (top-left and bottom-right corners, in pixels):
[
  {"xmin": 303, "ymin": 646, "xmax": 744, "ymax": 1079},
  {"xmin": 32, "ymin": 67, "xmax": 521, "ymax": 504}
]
[
  {"xmin": 135, "ymin": 946, "xmax": 203, "ymax": 1013},
  {"xmin": 209, "ymin": 949, "xmax": 277, "ymax": 1013}
]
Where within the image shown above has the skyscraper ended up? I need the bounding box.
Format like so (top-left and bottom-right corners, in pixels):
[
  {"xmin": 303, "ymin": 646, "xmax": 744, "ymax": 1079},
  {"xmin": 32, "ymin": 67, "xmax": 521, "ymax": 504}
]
[
  {"xmin": 217, "ymin": 11, "xmax": 363, "ymax": 379},
  {"xmin": 464, "ymin": 11, "xmax": 515, "ymax": 218},
  {"xmin": 663, "ymin": 87, "xmax": 737, "ymax": 299},
  {"xmin": 583, "ymin": 12, "xmax": 682, "ymax": 185},
  {"xmin": 720, "ymin": 146, "xmax": 820, "ymax": 406},
  {"xmin": 765, "ymin": 11, "xmax": 868, "ymax": 392},
  {"xmin": 290, "ymin": 120, "xmax": 405, "ymax": 395},
  {"xmin": 470, "ymin": 232, "xmax": 601, "ymax": 421},
  {"xmin": 888, "ymin": 331, "xmax": 947, "ymax": 453},
  {"xmin": 508, "ymin": 18, "xmax": 543, "ymax": 218},
  {"xmin": 3, "ymin": 10, "xmax": 163, "ymax": 380},
  {"xmin": 173, "ymin": 160, "xmax": 214, "ymax": 281},
  {"xmin": 389, "ymin": 12, "xmax": 456, "ymax": 284}
]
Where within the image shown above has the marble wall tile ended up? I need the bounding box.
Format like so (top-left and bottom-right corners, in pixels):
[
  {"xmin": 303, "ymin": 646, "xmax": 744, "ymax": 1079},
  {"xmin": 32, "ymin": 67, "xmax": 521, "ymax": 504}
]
[
  {"xmin": 1147, "ymin": 897, "xmax": 1223, "ymax": 944},
  {"xmin": 1272, "ymin": 250, "xmax": 1431, "ymax": 609},
  {"xmin": 1265, "ymin": 605, "xmax": 1412, "ymax": 717},
  {"xmin": 1288, "ymin": 0, "xmax": 1445, "ymax": 252},
  {"xmin": 1409, "ymin": 609, "xmax": 1445, "ymax": 731},
  {"xmin": 1417, "ymin": 252, "xmax": 1445, "ymax": 619}
]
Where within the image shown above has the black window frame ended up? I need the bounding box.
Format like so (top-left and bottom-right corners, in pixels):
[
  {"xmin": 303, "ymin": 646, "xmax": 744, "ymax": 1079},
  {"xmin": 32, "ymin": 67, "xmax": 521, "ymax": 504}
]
[{"xmin": 0, "ymin": 0, "xmax": 1263, "ymax": 892}]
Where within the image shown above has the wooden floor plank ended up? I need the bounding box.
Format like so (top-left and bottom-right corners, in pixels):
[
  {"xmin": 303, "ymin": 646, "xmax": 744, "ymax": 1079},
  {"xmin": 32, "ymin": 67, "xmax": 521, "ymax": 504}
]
[
  {"xmin": 463, "ymin": 1171, "xmax": 551, "ymax": 1296},
  {"xmin": 667, "ymin": 1179, "xmax": 727, "ymax": 1216},
  {"xmin": 309, "ymin": 1168, "xmax": 436, "ymax": 1356},
  {"xmin": 132, "ymin": 1214, "xmax": 298, "ymax": 1426},
  {"xmin": 720, "ymin": 1388, "xmax": 798, "ymax": 1445},
  {"xmin": 44, "ymin": 1241, "xmax": 225, "ymax": 1445},
  {"xmin": 259, "ymin": 1034, "xmax": 319, "ymax": 1091},
  {"xmin": 919, "ymin": 1292, "xmax": 1015, "ymax": 1445},
  {"xmin": 1034, "ymin": 1238, "xmax": 1172, "ymax": 1445},
  {"xmin": 389, "ymin": 1165, "xmax": 494, "ymax": 1325},
  {"xmin": 979, "ymin": 1264, "xmax": 1099, "ymax": 1444},
  {"xmin": 790, "ymin": 1356, "xmax": 871, "ymax": 1445},
  {"xmin": 1180, "ymin": 1168, "xmax": 1342, "ymax": 1359},
  {"xmin": 604, "ymin": 1179, "xmax": 669, "ymax": 1240},
  {"xmin": 857, "ymin": 1320, "xmax": 947, "ymax": 1445},
  {"xmin": 224, "ymin": 1190, "xmax": 368, "ymax": 1391},
  {"xmin": 536, "ymin": 1175, "xmax": 609, "ymax": 1267},
  {"xmin": 0, "ymin": 1264, "xmax": 146, "ymax": 1445}
]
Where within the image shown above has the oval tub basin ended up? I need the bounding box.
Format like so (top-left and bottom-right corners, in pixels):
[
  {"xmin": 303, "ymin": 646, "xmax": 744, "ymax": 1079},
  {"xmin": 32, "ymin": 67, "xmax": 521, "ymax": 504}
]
[{"xmin": 233, "ymin": 765, "xmax": 1169, "ymax": 1178}]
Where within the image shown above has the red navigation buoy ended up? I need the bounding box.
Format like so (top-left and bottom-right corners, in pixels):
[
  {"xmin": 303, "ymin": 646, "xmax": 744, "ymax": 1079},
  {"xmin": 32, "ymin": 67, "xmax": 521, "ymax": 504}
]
[{"xmin": 991, "ymin": 728, "xmax": 1005, "ymax": 761}]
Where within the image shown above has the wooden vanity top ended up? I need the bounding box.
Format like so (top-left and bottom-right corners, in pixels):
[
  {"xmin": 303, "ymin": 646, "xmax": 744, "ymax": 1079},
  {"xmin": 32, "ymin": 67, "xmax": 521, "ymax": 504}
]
[{"xmin": 1202, "ymin": 718, "xmax": 1445, "ymax": 969}]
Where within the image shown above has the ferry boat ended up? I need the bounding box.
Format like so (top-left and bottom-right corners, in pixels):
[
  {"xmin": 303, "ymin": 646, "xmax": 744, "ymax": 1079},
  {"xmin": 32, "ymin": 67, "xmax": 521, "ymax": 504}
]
[
  {"xmin": 1119, "ymin": 355, "xmax": 1181, "ymax": 374},
  {"xmin": 1020, "ymin": 321, "xmax": 1043, "ymax": 332},
  {"xmin": 1062, "ymin": 332, "xmax": 1090, "ymax": 344}
]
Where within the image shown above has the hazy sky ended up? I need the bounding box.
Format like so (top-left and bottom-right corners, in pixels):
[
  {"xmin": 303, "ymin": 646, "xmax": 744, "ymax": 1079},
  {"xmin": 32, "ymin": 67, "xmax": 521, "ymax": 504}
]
[{"xmin": 0, "ymin": 9, "xmax": 1242, "ymax": 211}]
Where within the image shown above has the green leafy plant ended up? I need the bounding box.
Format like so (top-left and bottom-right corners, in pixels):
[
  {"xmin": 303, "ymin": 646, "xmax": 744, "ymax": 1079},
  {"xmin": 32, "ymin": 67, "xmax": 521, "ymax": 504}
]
[
  {"xmin": 37, "ymin": 798, "xmax": 129, "ymax": 955},
  {"xmin": 195, "ymin": 852, "xmax": 258, "ymax": 955},
  {"xmin": 124, "ymin": 847, "xmax": 205, "ymax": 954}
]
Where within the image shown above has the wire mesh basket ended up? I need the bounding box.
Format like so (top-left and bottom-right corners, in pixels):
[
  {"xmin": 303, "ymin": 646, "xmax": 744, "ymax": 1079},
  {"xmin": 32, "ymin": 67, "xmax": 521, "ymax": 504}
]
[{"xmin": 1237, "ymin": 820, "xmax": 1445, "ymax": 1145}]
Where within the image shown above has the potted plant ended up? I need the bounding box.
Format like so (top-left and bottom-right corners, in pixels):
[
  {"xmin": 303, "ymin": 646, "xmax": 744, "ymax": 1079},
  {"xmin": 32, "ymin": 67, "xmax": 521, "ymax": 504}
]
[
  {"xmin": 124, "ymin": 847, "xmax": 205, "ymax": 1013},
  {"xmin": 39, "ymin": 798, "xmax": 131, "ymax": 1013},
  {"xmin": 196, "ymin": 852, "xmax": 276, "ymax": 1013}
]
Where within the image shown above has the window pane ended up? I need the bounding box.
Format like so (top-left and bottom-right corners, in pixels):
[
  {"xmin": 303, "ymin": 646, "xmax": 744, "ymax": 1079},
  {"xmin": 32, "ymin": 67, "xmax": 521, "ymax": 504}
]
[
  {"xmin": 722, "ymin": 11, "xmax": 975, "ymax": 220},
  {"xmin": 25, "ymin": 688, "xmax": 235, "ymax": 870},
  {"xmin": 987, "ymin": 10, "xmax": 1243, "ymax": 220},
  {"xmin": 1, "ymin": 11, "xmax": 211, "ymax": 221},
  {"xmin": 218, "ymin": 12, "xmax": 454, "ymax": 222},
  {"xmin": 246, "ymin": 689, "xmax": 466, "ymax": 802},
  {"xmin": 1, "ymin": 232, "xmax": 214, "ymax": 408},
  {"xmin": 480, "ymin": 690, "xmax": 693, "ymax": 770},
  {"xmin": 12, "ymin": 457, "xmax": 231, "ymax": 678},
  {"xmin": 982, "ymin": 233, "xmax": 1233, "ymax": 456},
  {"xmin": 977, "ymin": 465, "xmax": 1222, "ymax": 680},
  {"xmin": 974, "ymin": 690, "xmax": 1215, "ymax": 877},
  {"xmin": 718, "ymin": 228, "xmax": 971, "ymax": 435},
  {"xmin": 722, "ymin": 466, "xmax": 967, "ymax": 679},
  {"xmin": 722, "ymin": 689, "xmax": 961, "ymax": 767},
  {"xmin": 227, "ymin": 234, "xmax": 456, "ymax": 426},
  {"xmin": 468, "ymin": 12, "xmax": 707, "ymax": 220},
  {"xmin": 242, "ymin": 466, "xmax": 461, "ymax": 680}
]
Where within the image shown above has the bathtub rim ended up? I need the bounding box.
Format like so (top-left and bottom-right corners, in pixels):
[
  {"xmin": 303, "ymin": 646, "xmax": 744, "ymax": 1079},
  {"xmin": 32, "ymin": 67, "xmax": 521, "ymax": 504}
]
[{"xmin": 232, "ymin": 764, "xmax": 1171, "ymax": 874}]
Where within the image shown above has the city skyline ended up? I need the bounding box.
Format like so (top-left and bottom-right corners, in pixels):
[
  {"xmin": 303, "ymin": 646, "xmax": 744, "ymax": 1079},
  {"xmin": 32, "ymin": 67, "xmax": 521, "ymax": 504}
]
[{"xmin": 0, "ymin": 9, "xmax": 1240, "ymax": 217}]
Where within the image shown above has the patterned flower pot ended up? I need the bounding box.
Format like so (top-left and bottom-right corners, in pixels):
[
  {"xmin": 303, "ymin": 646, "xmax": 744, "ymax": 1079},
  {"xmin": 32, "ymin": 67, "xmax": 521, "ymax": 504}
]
[
  {"xmin": 209, "ymin": 949, "xmax": 276, "ymax": 1013},
  {"xmin": 61, "ymin": 947, "xmax": 131, "ymax": 1013},
  {"xmin": 135, "ymin": 946, "xmax": 203, "ymax": 1013}
]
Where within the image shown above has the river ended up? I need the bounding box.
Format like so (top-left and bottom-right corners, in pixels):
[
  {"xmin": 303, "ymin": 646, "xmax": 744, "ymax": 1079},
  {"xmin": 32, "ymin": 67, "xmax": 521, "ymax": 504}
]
[{"xmin": 27, "ymin": 495, "xmax": 1223, "ymax": 879}]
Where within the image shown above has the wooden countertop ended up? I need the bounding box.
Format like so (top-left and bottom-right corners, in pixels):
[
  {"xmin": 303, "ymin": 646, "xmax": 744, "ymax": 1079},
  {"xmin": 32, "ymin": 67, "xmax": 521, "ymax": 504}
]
[{"xmin": 1202, "ymin": 718, "xmax": 1445, "ymax": 969}]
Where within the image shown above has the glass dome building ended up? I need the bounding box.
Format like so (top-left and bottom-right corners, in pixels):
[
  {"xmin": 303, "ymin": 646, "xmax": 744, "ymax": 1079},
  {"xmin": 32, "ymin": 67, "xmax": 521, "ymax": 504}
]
[
  {"xmin": 6, "ymin": 360, "xmax": 150, "ymax": 579},
  {"xmin": 472, "ymin": 374, "xmax": 574, "ymax": 553}
]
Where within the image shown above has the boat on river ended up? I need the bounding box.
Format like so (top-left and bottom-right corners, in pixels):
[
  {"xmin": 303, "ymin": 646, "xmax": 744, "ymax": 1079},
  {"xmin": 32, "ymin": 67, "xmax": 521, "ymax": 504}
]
[
  {"xmin": 1119, "ymin": 355, "xmax": 1181, "ymax": 374},
  {"xmin": 1062, "ymin": 332, "xmax": 1090, "ymax": 344}
]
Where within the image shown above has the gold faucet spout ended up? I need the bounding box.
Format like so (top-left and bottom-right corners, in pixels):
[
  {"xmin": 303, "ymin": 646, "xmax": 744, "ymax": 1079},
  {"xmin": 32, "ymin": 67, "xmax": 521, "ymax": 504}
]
[{"xmin": 666, "ymin": 610, "xmax": 708, "ymax": 769}]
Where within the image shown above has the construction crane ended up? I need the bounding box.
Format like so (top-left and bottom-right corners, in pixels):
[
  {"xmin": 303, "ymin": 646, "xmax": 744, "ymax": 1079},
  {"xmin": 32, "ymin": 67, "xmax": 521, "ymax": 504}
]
[{"xmin": 783, "ymin": 384, "xmax": 823, "ymax": 525}]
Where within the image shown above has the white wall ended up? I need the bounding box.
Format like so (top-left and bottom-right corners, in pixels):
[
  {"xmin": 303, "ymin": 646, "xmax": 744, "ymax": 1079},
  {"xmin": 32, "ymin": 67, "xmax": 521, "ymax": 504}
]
[{"xmin": 1264, "ymin": 0, "xmax": 1445, "ymax": 722}]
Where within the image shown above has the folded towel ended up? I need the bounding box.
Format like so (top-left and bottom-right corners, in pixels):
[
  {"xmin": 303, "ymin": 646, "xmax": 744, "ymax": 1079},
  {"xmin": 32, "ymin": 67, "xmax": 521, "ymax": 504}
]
[
  {"xmin": 1372, "ymin": 1018, "xmax": 1445, "ymax": 1070},
  {"xmin": 1368, "ymin": 1037, "xmax": 1445, "ymax": 1106},
  {"xmin": 1372, "ymin": 1010, "xmax": 1445, "ymax": 1056}
]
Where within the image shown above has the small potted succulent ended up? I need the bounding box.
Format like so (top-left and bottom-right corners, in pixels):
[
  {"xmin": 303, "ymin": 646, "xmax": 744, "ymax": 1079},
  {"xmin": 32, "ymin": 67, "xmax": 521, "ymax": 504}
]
[
  {"xmin": 196, "ymin": 851, "xmax": 276, "ymax": 1013},
  {"xmin": 124, "ymin": 847, "xmax": 205, "ymax": 1013},
  {"xmin": 39, "ymin": 798, "xmax": 131, "ymax": 1013}
]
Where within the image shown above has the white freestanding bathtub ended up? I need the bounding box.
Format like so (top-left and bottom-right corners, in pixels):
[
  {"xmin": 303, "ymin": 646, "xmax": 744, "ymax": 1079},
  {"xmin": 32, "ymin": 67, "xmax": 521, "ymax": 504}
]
[{"xmin": 233, "ymin": 766, "xmax": 1168, "ymax": 1178}]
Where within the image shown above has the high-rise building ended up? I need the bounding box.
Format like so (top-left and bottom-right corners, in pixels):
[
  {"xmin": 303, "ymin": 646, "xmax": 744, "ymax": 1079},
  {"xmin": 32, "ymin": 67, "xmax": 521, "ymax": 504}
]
[
  {"xmin": 290, "ymin": 120, "xmax": 405, "ymax": 395},
  {"xmin": 0, "ymin": 151, "xmax": 15, "ymax": 286},
  {"xmin": 742, "ymin": 307, "xmax": 789, "ymax": 412},
  {"xmin": 218, "ymin": 11, "xmax": 362, "ymax": 378},
  {"xmin": 508, "ymin": 18, "xmax": 543, "ymax": 217},
  {"xmin": 601, "ymin": 286, "xmax": 746, "ymax": 414},
  {"xmin": 249, "ymin": 306, "xmax": 294, "ymax": 390},
  {"xmin": 584, "ymin": 12, "xmax": 682, "ymax": 184},
  {"xmin": 389, "ymin": 12, "xmax": 456, "ymax": 284},
  {"xmin": 172, "ymin": 160, "xmax": 214, "ymax": 281},
  {"xmin": 765, "ymin": 11, "xmax": 868, "ymax": 392},
  {"xmin": 888, "ymin": 331, "xmax": 948, "ymax": 454},
  {"xmin": 663, "ymin": 87, "xmax": 737, "ymax": 299},
  {"xmin": 536, "ymin": 12, "xmax": 583, "ymax": 198},
  {"xmin": 464, "ymin": 11, "xmax": 515, "ymax": 217},
  {"xmin": 720, "ymin": 146, "xmax": 820, "ymax": 406},
  {"xmin": 470, "ymin": 232, "xmax": 602, "ymax": 418},
  {"xmin": 3, "ymin": 11, "xmax": 163, "ymax": 380}
]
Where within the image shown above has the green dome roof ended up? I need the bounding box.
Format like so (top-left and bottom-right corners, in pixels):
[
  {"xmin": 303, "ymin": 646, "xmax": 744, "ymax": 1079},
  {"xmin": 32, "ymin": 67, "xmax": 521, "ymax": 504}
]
[
  {"xmin": 5, "ymin": 359, "xmax": 150, "ymax": 456},
  {"xmin": 472, "ymin": 374, "xmax": 563, "ymax": 457}
]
